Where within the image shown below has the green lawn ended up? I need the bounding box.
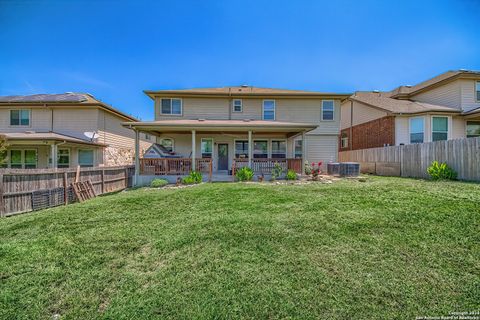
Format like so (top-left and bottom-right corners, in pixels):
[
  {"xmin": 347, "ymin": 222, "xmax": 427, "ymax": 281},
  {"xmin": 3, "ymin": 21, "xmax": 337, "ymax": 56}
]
[{"xmin": 1, "ymin": 177, "xmax": 479, "ymax": 319}]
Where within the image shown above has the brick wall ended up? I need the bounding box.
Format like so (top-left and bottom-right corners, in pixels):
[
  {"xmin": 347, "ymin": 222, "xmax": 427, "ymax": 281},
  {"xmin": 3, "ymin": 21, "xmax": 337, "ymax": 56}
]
[{"xmin": 339, "ymin": 116, "xmax": 395, "ymax": 151}]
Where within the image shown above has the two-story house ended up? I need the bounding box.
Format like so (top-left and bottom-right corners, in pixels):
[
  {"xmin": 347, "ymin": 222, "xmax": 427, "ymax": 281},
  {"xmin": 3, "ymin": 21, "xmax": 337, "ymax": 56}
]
[
  {"xmin": 124, "ymin": 86, "xmax": 349, "ymax": 183},
  {"xmin": 340, "ymin": 70, "xmax": 480, "ymax": 151},
  {"xmin": 0, "ymin": 93, "xmax": 153, "ymax": 169}
]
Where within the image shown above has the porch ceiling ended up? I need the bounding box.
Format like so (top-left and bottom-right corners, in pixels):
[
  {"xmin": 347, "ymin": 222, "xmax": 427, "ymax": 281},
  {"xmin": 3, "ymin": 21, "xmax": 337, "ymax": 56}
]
[{"xmin": 123, "ymin": 119, "xmax": 317, "ymax": 134}]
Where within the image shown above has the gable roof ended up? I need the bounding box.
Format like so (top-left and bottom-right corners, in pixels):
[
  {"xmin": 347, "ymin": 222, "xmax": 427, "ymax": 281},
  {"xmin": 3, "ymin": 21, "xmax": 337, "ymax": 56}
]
[
  {"xmin": 389, "ymin": 70, "xmax": 480, "ymax": 98},
  {"xmin": 350, "ymin": 91, "xmax": 461, "ymax": 114},
  {"xmin": 0, "ymin": 93, "xmax": 138, "ymax": 121},
  {"xmin": 144, "ymin": 86, "xmax": 350, "ymax": 99}
]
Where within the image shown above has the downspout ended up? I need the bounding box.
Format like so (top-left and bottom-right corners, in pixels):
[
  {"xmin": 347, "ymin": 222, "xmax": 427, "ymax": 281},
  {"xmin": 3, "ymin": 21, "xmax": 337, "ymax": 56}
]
[{"xmin": 228, "ymin": 87, "xmax": 232, "ymax": 120}]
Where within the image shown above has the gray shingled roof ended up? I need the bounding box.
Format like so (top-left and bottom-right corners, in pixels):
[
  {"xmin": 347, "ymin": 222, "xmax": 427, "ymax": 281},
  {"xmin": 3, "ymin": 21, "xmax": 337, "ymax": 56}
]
[{"xmin": 0, "ymin": 93, "xmax": 88, "ymax": 103}]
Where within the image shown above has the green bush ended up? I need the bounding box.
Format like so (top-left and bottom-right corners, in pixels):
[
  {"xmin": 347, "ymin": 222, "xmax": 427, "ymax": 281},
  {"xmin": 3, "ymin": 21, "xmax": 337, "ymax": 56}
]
[
  {"xmin": 286, "ymin": 170, "xmax": 297, "ymax": 180},
  {"xmin": 427, "ymin": 161, "xmax": 457, "ymax": 181},
  {"xmin": 271, "ymin": 163, "xmax": 284, "ymax": 181},
  {"xmin": 150, "ymin": 178, "xmax": 168, "ymax": 188},
  {"xmin": 236, "ymin": 167, "xmax": 254, "ymax": 181},
  {"xmin": 182, "ymin": 171, "xmax": 203, "ymax": 184}
]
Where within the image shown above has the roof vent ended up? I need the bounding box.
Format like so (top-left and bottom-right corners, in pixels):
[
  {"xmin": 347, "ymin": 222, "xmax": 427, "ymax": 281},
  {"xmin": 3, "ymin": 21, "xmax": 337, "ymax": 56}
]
[
  {"xmin": 372, "ymin": 90, "xmax": 380, "ymax": 93},
  {"xmin": 405, "ymin": 85, "xmax": 412, "ymax": 88},
  {"xmin": 198, "ymin": 118, "xmax": 206, "ymax": 122},
  {"xmin": 459, "ymin": 68, "xmax": 468, "ymax": 71},
  {"xmin": 241, "ymin": 84, "xmax": 249, "ymax": 88},
  {"xmin": 65, "ymin": 92, "xmax": 74, "ymax": 94}
]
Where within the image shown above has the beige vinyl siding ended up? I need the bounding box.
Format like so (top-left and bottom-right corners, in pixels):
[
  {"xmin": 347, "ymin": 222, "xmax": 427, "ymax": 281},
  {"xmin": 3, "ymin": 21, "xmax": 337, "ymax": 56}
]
[
  {"xmin": 305, "ymin": 135, "xmax": 338, "ymax": 169},
  {"xmin": 52, "ymin": 108, "xmax": 99, "ymax": 138},
  {"xmin": 0, "ymin": 107, "xmax": 52, "ymax": 133},
  {"xmin": 98, "ymin": 110, "xmax": 151, "ymax": 150},
  {"xmin": 395, "ymin": 116, "xmax": 409, "ymax": 145},
  {"xmin": 155, "ymin": 97, "xmax": 230, "ymax": 120},
  {"xmin": 452, "ymin": 116, "xmax": 466, "ymax": 139},
  {"xmin": 340, "ymin": 100, "xmax": 389, "ymax": 129},
  {"xmin": 153, "ymin": 97, "xmax": 343, "ymax": 136},
  {"xmin": 410, "ymin": 80, "xmax": 461, "ymax": 109},
  {"xmin": 230, "ymin": 99, "xmax": 262, "ymax": 120},
  {"xmin": 459, "ymin": 79, "xmax": 480, "ymax": 112}
]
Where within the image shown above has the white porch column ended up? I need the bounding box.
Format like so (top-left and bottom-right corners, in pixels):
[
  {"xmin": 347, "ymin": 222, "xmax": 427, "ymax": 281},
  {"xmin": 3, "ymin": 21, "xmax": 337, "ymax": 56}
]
[
  {"xmin": 248, "ymin": 130, "xmax": 252, "ymax": 167},
  {"xmin": 134, "ymin": 129, "xmax": 140, "ymax": 186},
  {"xmin": 50, "ymin": 144, "xmax": 57, "ymax": 169},
  {"xmin": 191, "ymin": 130, "xmax": 196, "ymax": 171},
  {"xmin": 301, "ymin": 131, "xmax": 306, "ymax": 175}
]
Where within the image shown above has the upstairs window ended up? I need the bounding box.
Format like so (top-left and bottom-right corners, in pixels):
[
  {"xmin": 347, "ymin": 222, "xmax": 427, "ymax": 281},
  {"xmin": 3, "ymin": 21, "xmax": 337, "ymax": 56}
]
[
  {"xmin": 432, "ymin": 116, "xmax": 448, "ymax": 141},
  {"xmin": 476, "ymin": 81, "xmax": 480, "ymax": 102},
  {"xmin": 294, "ymin": 139, "xmax": 302, "ymax": 159},
  {"xmin": 201, "ymin": 138, "xmax": 213, "ymax": 158},
  {"xmin": 233, "ymin": 99, "xmax": 242, "ymax": 112},
  {"xmin": 235, "ymin": 140, "xmax": 249, "ymax": 158},
  {"xmin": 467, "ymin": 121, "xmax": 480, "ymax": 137},
  {"xmin": 253, "ymin": 140, "xmax": 268, "ymax": 158},
  {"xmin": 161, "ymin": 98, "xmax": 182, "ymax": 115},
  {"xmin": 10, "ymin": 109, "xmax": 30, "ymax": 126},
  {"xmin": 321, "ymin": 100, "xmax": 334, "ymax": 121},
  {"xmin": 409, "ymin": 117, "xmax": 424, "ymax": 143},
  {"xmin": 263, "ymin": 100, "xmax": 275, "ymax": 120},
  {"xmin": 271, "ymin": 140, "xmax": 286, "ymax": 158}
]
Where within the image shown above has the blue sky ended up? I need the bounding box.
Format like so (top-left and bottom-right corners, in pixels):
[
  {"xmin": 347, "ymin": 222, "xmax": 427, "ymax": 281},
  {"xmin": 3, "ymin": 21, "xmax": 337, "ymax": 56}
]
[{"xmin": 1, "ymin": 0, "xmax": 479, "ymax": 120}]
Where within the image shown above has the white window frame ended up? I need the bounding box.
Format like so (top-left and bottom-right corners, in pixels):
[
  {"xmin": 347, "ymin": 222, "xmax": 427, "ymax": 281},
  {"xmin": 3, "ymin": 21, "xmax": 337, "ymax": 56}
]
[
  {"xmin": 8, "ymin": 149, "xmax": 37, "ymax": 169},
  {"xmin": 201, "ymin": 138, "xmax": 214, "ymax": 158},
  {"xmin": 409, "ymin": 116, "xmax": 425, "ymax": 144},
  {"xmin": 262, "ymin": 100, "xmax": 276, "ymax": 120},
  {"xmin": 57, "ymin": 148, "xmax": 70, "ymax": 168},
  {"xmin": 270, "ymin": 139, "xmax": 287, "ymax": 159},
  {"xmin": 78, "ymin": 149, "xmax": 95, "ymax": 167},
  {"xmin": 431, "ymin": 116, "xmax": 449, "ymax": 142},
  {"xmin": 159, "ymin": 138, "xmax": 174, "ymax": 152},
  {"xmin": 321, "ymin": 100, "xmax": 335, "ymax": 121},
  {"xmin": 160, "ymin": 98, "xmax": 182, "ymax": 115},
  {"xmin": 232, "ymin": 99, "xmax": 243, "ymax": 113},
  {"xmin": 9, "ymin": 109, "xmax": 31, "ymax": 127}
]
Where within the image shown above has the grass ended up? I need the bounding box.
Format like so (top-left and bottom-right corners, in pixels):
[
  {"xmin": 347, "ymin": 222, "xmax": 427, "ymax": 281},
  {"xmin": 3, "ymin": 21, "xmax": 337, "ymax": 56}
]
[{"xmin": 0, "ymin": 177, "xmax": 479, "ymax": 319}]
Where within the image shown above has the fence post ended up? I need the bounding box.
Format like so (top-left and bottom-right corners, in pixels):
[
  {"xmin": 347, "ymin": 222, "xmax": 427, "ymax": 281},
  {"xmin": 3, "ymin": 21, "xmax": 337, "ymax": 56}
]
[
  {"xmin": 0, "ymin": 174, "xmax": 4, "ymax": 217},
  {"xmin": 124, "ymin": 167, "xmax": 128, "ymax": 188},
  {"xmin": 63, "ymin": 172, "xmax": 68, "ymax": 205},
  {"xmin": 101, "ymin": 169, "xmax": 105, "ymax": 194}
]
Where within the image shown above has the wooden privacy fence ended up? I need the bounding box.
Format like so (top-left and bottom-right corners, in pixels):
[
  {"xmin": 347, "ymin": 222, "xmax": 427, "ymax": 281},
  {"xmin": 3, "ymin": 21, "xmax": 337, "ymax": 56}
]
[
  {"xmin": 0, "ymin": 165, "xmax": 135, "ymax": 217},
  {"xmin": 338, "ymin": 137, "xmax": 480, "ymax": 181}
]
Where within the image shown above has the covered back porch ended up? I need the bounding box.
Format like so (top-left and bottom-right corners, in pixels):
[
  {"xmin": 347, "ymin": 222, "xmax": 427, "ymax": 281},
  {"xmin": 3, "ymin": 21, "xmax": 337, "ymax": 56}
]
[{"xmin": 125, "ymin": 120, "xmax": 316, "ymax": 184}]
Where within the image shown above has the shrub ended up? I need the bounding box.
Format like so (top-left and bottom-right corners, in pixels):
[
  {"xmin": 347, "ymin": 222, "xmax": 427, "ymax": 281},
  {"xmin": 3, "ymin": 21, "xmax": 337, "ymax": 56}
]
[
  {"xmin": 0, "ymin": 136, "xmax": 8, "ymax": 167},
  {"xmin": 236, "ymin": 167, "xmax": 254, "ymax": 181},
  {"xmin": 286, "ymin": 170, "xmax": 297, "ymax": 180},
  {"xmin": 427, "ymin": 161, "xmax": 457, "ymax": 181},
  {"xmin": 150, "ymin": 178, "xmax": 168, "ymax": 188},
  {"xmin": 304, "ymin": 161, "xmax": 312, "ymax": 175},
  {"xmin": 182, "ymin": 171, "xmax": 203, "ymax": 184},
  {"xmin": 271, "ymin": 163, "xmax": 284, "ymax": 181}
]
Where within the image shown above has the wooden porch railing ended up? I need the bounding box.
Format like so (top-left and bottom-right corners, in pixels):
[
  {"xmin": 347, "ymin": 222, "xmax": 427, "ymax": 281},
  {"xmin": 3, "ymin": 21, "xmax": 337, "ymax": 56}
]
[
  {"xmin": 140, "ymin": 158, "xmax": 213, "ymax": 180},
  {"xmin": 233, "ymin": 158, "xmax": 302, "ymax": 175}
]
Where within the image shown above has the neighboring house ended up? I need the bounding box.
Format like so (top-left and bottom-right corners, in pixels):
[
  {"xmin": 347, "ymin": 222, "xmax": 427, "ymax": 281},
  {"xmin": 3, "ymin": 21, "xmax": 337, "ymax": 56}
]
[
  {"xmin": 340, "ymin": 70, "xmax": 480, "ymax": 151},
  {"xmin": 124, "ymin": 86, "xmax": 350, "ymax": 180},
  {"xmin": 0, "ymin": 93, "xmax": 153, "ymax": 169}
]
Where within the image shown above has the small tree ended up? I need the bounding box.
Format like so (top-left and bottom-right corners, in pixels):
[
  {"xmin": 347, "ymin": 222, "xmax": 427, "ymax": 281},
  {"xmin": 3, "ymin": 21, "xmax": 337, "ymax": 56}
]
[{"xmin": 0, "ymin": 135, "xmax": 8, "ymax": 167}]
